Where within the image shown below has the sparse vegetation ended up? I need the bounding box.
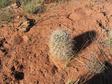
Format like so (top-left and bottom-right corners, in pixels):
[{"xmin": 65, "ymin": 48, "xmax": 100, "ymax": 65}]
[
  {"xmin": 85, "ymin": 55, "xmax": 105, "ymax": 74},
  {"xmin": 0, "ymin": 0, "xmax": 15, "ymax": 26},
  {"xmin": 0, "ymin": 0, "xmax": 11, "ymax": 8},
  {"xmin": 54, "ymin": 0, "xmax": 70, "ymax": 3},
  {"xmin": 21, "ymin": 0, "xmax": 44, "ymax": 14},
  {"xmin": 0, "ymin": 0, "xmax": 111, "ymax": 83},
  {"xmin": 101, "ymin": 30, "xmax": 112, "ymax": 54},
  {"xmin": 66, "ymin": 80, "xmax": 79, "ymax": 84},
  {"xmin": 0, "ymin": 8, "xmax": 13, "ymax": 26}
]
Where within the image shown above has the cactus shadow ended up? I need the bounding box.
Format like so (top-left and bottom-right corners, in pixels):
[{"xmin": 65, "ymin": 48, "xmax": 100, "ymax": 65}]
[
  {"xmin": 73, "ymin": 31, "xmax": 96, "ymax": 53},
  {"xmin": 85, "ymin": 62, "xmax": 112, "ymax": 84}
]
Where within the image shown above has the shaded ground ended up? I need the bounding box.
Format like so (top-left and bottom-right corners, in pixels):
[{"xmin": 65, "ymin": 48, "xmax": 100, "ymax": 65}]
[
  {"xmin": 86, "ymin": 62, "xmax": 112, "ymax": 84},
  {"xmin": 0, "ymin": 0, "xmax": 112, "ymax": 84}
]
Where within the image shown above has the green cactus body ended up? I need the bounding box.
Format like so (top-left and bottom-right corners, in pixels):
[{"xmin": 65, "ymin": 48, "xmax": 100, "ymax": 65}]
[{"xmin": 49, "ymin": 29, "xmax": 74, "ymax": 61}]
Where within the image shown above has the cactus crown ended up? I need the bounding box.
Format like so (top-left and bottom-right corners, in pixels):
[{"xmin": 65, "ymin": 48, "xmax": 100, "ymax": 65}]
[{"xmin": 49, "ymin": 29, "xmax": 74, "ymax": 61}]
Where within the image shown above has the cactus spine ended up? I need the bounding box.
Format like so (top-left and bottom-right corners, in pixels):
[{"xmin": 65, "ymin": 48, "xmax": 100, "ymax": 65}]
[{"xmin": 49, "ymin": 29, "xmax": 74, "ymax": 62}]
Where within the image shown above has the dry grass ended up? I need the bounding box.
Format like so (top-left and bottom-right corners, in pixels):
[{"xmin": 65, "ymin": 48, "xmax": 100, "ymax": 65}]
[
  {"xmin": 21, "ymin": 0, "xmax": 44, "ymax": 14},
  {"xmin": 84, "ymin": 55, "xmax": 105, "ymax": 74},
  {"xmin": 0, "ymin": 0, "xmax": 12, "ymax": 8},
  {"xmin": 0, "ymin": 8, "xmax": 14, "ymax": 26}
]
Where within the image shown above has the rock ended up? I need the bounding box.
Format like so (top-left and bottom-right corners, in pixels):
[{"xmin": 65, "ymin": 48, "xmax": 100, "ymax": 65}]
[
  {"xmin": 18, "ymin": 16, "xmax": 36, "ymax": 32},
  {"xmin": 33, "ymin": 6, "xmax": 45, "ymax": 14}
]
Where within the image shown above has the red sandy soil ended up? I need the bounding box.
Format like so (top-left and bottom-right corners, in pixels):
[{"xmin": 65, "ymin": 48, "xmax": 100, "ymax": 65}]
[{"xmin": 0, "ymin": 0, "xmax": 112, "ymax": 84}]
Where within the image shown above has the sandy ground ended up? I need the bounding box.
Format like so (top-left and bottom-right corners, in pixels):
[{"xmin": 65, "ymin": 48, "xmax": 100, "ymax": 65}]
[{"xmin": 0, "ymin": 0, "xmax": 112, "ymax": 84}]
